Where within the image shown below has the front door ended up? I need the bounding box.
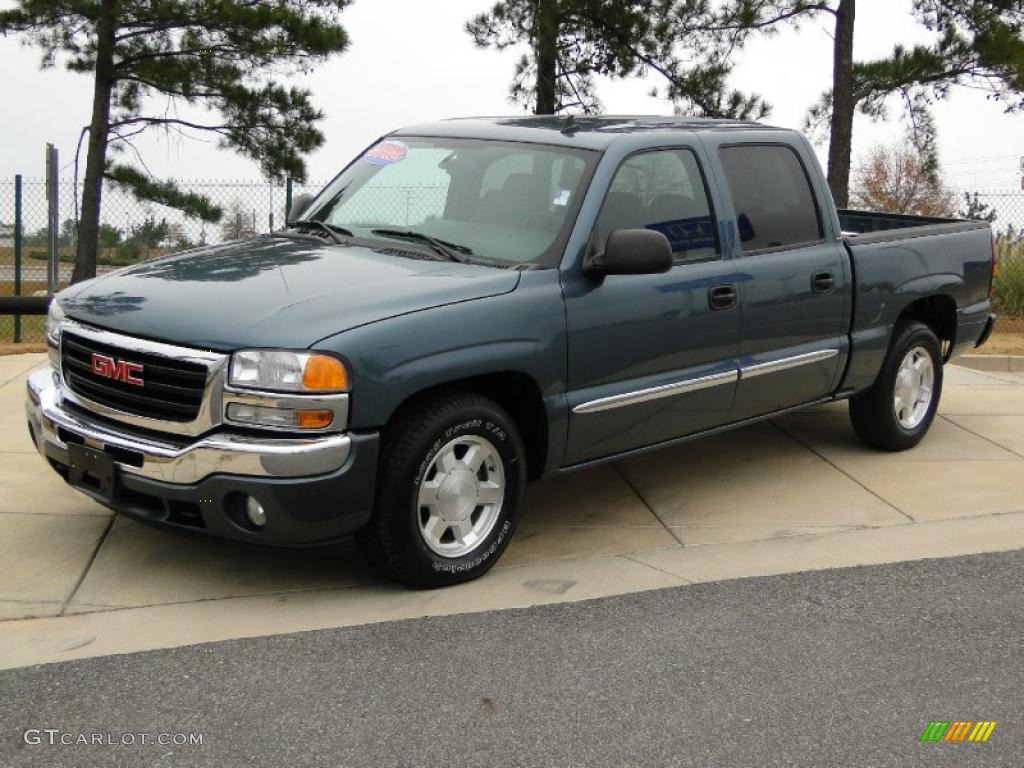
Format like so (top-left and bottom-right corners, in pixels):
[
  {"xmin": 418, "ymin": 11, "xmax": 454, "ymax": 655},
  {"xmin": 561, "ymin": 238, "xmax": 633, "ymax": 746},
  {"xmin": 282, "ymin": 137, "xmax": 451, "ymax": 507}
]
[{"xmin": 563, "ymin": 147, "xmax": 741, "ymax": 465}]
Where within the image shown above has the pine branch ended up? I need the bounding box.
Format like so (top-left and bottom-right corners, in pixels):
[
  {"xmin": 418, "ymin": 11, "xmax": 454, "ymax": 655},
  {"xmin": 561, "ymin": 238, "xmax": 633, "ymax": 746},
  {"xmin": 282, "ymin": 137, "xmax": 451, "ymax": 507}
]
[
  {"xmin": 105, "ymin": 163, "xmax": 223, "ymax": 223},
  {"xmin": 109, "ymin": 116, "xmax": 232, "ymax": 133}
]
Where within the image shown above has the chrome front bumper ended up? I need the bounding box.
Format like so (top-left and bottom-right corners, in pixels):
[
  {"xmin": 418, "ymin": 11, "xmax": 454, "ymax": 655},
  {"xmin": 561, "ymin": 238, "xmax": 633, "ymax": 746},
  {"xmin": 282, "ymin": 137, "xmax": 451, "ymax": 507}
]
[{"xmin": 26, "ymin": 366, "xmax": 352, "ymax": 484}]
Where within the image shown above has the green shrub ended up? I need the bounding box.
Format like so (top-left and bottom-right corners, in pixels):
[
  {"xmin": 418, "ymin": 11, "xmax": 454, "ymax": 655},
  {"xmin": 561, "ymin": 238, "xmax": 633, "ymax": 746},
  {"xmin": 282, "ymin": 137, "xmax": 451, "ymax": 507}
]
[
  {"xmin": 27, "ymin": 248, "xmax": 74, "ymax": 262},
  {"xmin": 993, "ymin": 235, "xmax": 1024, "ymax": 318},
  {"xmin": 24, "ymin": 246, "xmax": 155, "ymax": 267}
]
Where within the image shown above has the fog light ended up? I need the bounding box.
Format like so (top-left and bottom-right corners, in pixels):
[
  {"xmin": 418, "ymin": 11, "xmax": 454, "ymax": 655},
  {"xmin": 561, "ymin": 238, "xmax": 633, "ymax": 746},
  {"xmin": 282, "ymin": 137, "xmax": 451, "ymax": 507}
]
[
  {"xmin": 227, "ymin": 402, "xmax": 297, "ymax": 428},
  {"xmin": 226, "ymin": 402, "xmax": 333, "ymax": 430},
  {"xmin": 245, "ymin": 496, "xmax": 267, "ymax": 528}
]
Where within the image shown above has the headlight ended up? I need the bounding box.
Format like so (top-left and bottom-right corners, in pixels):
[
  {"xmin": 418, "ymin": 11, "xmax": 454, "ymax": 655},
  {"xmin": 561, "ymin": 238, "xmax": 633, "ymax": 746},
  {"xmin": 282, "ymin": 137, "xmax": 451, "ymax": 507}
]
[
  {"xmin": 228, "ymin": 350, "xmax": 349, "ymax": 392},
  {"xmin": 46, "ymin": 299, "xmax": 65, "ymax": 347}
]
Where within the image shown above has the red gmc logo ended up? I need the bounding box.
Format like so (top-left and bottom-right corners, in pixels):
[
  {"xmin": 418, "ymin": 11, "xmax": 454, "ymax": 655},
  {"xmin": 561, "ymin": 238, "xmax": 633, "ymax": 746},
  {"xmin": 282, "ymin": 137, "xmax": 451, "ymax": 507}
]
[{"xmin": 90, "ymin": 353, "xmax": 144, "ymax": 386}]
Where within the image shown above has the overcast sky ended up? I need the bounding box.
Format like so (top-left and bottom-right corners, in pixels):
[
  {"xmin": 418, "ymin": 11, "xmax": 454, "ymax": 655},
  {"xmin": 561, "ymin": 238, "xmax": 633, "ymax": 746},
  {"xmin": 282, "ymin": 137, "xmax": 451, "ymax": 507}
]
[{"xmin": 0, "ymin": 0, "xmax": 1020, "ymax": 190}]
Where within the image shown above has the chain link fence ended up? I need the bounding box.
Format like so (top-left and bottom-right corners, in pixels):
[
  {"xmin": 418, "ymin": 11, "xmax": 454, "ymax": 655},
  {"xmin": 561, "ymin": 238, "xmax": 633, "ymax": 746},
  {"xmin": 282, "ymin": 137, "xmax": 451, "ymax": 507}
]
[
  {"xmin": 993, "ymin": 227, "xmax": 1024, "ymax": 335},
  {"xmin": 957, "ymin": 190, "xmax": 1024, "ymax": 335},
  {"xmin": 0, "ymin": 176, "xmax": 450, "ymax": 344},
  {"xmin": 1, "ymin": 179, "xmax": 1022, "ymax": 345}
]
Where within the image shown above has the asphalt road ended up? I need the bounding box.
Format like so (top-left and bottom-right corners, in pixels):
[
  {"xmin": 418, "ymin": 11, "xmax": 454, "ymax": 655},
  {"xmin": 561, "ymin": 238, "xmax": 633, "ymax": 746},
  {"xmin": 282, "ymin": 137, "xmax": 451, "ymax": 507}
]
[{"xmin": 2, "ymin": 550, "xmax": 1021, "ymax": 768}]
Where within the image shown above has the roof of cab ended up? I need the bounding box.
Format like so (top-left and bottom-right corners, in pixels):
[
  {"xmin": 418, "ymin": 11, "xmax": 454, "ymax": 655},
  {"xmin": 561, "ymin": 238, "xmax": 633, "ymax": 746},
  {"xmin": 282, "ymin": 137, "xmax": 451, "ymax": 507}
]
[{"xmin": 391, "ymin": 115, "xmax": 784, "ymax": 151}]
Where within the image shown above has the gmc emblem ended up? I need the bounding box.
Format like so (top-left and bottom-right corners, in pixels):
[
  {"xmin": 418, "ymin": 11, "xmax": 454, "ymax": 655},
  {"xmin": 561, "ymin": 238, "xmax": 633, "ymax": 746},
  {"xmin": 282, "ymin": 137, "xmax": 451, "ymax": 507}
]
[{"xmin": 90, "ymin": 353, "xmax": 144, "ymax": 386}]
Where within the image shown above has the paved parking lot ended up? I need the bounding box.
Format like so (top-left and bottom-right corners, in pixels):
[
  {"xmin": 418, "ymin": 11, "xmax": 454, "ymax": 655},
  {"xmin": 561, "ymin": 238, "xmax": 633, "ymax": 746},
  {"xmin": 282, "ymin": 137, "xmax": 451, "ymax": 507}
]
[{"xmin": 2, "ymin": 352, "xmax": 1023, "ymax": 670}]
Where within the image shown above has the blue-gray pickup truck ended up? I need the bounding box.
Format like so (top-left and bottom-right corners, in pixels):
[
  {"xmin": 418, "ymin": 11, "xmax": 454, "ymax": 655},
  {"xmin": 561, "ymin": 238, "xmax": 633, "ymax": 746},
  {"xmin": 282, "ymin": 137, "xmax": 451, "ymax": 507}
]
[{"xmin": 27, "ymin": 116, "xmax": 997, "ymax": 587}]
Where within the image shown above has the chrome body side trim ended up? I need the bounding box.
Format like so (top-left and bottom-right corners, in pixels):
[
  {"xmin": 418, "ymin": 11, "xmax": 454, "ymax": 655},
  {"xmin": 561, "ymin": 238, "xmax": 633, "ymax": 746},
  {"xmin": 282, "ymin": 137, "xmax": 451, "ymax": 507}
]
[
  {"xmin": 58, "ymin": 319, "xmax": 229, "ymax": 438},
  {"xmin": 572, "ymin": 369, "xmax": 738, "ymax": 415},
  {"xmin": 739, "ymin": 348, "xmax": 839, "ymax": 380},
  {"xmin": 26, "ymin": 367, "xmax": 351, "ymax": 483},
  {"xmin": 571, "ymin": 348, "xmax": 839, "ymax": 416}
]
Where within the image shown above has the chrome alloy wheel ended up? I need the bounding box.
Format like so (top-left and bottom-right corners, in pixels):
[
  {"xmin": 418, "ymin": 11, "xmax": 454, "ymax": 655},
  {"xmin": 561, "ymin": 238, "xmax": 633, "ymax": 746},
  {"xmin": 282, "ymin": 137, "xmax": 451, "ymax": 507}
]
[
  {"xmin": 417, "ymin": 435, "xmax": 505, "ymax": 558},
  {"xmin": 893, "ymin": 345, "xmax": 935, "ymax": 430}
]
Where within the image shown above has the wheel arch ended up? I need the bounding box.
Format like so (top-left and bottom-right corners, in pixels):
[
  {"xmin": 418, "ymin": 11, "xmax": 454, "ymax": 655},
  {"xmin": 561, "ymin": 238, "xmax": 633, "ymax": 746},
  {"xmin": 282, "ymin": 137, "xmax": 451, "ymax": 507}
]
[
  {"xmin": 384, "ymin": 371, "xmax": 550, "ymax": 480},
  {"xmin": 895, "ymin": 294, "xmax": 957, "ymax": 359}
]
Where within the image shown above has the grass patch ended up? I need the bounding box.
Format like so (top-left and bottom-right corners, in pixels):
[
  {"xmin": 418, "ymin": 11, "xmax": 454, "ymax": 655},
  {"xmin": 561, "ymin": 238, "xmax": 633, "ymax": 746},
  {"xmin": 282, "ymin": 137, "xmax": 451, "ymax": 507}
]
[
  {"xmin": 0, "ymin": 245, "xmax": 169, "ymax": 269},
  {"xmin": 0, "ymin": 280, "xmax": 49, "ymax": 297},
  {"xmin": 993, "ymin": 235, "xmax": 1024, "ymax": 317},
  {"xmin": 984, "ymin": 333, "xmax": 1024, "ymax": 356},
  {"xmin": 0, "ymin": 315, "xmax": 46, "ymax": 345},
  {"xmin": 0, "ymin": 342, "xmax": 46, "ymax": 355}
]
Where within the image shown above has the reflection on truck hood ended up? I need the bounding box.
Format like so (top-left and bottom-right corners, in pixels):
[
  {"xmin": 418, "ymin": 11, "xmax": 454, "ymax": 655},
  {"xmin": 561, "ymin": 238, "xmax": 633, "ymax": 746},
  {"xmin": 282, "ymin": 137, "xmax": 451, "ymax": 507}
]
[{"xmin": 58, "ymin": 237, "xmax": 521, "ymax": 350}]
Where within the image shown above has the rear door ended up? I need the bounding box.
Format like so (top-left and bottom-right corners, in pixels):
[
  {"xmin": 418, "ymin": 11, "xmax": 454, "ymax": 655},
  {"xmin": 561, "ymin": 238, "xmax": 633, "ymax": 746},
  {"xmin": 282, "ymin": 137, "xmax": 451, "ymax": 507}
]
[
  {"xmin": 563, "ymin": 146, "xmax": 741, "ymax": 464},
  {"xmin": 712, "ymin": 141, "xmax": 850, "ymax": 419}
]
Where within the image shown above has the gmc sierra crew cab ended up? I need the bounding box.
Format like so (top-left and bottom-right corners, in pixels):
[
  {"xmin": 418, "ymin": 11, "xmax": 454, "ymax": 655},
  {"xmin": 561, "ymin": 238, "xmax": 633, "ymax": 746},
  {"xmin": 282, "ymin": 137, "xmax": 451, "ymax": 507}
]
[{"xmin": 27, "ymin": 116, "xmax": 997, "ymax": 587}]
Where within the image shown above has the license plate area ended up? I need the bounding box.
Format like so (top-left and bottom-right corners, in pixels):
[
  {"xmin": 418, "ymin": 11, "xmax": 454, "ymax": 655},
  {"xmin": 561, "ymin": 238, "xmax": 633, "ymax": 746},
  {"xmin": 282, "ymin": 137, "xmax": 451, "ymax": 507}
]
[{"xmin": 67, "ymin": 443, "xmax": 118, "ymax": 499}]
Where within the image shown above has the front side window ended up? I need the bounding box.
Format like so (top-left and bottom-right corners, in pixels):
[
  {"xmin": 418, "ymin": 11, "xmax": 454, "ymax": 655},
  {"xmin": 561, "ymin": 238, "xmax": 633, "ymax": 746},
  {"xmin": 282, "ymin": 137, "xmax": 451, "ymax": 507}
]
[
  {"xmin": 305, "ymin": 137, "xmax": 595, "ymax": 267},
  {"xmin": 594, "ymin": 149, "xmax": 718, "ymax": 262},
  {"xmin": 718, "ymin": 145, "xmax": 823, "ymax": 254}
]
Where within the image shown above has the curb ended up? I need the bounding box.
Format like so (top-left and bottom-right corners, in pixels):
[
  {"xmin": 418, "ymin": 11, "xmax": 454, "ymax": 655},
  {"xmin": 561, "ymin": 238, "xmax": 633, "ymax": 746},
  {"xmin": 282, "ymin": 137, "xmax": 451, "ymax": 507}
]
[{"xmin": 956, "ymin": 354, "xmax": 1024, "ymax": 373}]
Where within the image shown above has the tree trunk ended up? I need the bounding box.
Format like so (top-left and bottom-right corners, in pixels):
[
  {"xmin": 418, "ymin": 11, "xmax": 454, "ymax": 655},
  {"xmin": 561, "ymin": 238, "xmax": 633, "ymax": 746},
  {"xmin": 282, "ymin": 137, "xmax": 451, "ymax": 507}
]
[
  {"xmin": 533, "ymin": 1, "xmax": 559, "ymax": 114},
  {"xmin": 73, "ymin": 0, "xmax": 118, "ymax": 284},
  {"xmin": 826, "ymin": 0, "xmax": 856, "ymax": 208}
]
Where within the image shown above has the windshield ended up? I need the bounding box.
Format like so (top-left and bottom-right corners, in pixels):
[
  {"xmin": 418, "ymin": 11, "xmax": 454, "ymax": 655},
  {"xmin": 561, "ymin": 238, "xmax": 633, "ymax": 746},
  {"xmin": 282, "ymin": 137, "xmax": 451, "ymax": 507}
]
[{"xmin": 302, "ymin": 137, "xmax": 597, "ymax": 267}]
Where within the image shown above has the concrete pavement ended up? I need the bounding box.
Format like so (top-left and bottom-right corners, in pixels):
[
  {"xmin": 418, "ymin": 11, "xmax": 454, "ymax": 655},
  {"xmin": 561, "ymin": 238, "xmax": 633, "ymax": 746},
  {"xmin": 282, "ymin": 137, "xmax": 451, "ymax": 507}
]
[
  {"xmin": 1, "ymin": 353, "xmax": 1023, "ymax": 670},
  {"xmin": 958, "ymin": 353, "xmax": 1024, "ymax": 373}
]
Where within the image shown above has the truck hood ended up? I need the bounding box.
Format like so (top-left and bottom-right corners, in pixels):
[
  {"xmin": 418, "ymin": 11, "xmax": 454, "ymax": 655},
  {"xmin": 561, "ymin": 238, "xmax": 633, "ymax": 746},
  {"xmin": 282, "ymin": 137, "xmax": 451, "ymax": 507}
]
[{"xmin": 59, "ymin": 237, "xmax": 521, "ymax": 350}]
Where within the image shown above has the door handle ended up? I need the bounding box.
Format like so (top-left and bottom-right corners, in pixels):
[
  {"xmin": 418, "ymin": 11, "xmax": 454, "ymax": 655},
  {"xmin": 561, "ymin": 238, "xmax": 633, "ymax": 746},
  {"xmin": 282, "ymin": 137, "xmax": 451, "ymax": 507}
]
[
  {"xmin": 708, "ymin": 284, "xmax": 737, "ymax": 311},
  {"xmin": 811, "ymin": 271, "xmax": 835, "ymax": 294}
]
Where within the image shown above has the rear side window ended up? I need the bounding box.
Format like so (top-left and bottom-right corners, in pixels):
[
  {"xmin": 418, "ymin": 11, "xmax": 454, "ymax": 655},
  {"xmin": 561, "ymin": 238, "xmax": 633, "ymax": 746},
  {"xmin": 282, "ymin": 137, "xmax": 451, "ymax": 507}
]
[
  {"xmin": 718, "ymin": 145, "xmax": 823, "ymax": 253},
  {"xmin": 595, "ymin": 149, "xmax": 717, "ymax": 262}
]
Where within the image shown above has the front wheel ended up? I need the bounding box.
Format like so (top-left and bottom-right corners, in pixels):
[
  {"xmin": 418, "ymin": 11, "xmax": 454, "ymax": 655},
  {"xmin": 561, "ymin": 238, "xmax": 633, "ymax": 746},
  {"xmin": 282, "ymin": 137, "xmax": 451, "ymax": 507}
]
[
  {"xmin": 849, "ymin": 321, "xmax": 943, "ymax": 451},
  {"xmin": 358, "ymin": 392, "xmax": 525, "ymax": 588}
]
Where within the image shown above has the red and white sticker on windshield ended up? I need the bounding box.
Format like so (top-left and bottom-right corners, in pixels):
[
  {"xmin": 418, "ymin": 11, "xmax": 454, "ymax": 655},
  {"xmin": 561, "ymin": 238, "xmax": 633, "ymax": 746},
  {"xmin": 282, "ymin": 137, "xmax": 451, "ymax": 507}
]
[{"xmin": 364, "ymin": 140, "xmax": 409, "ymax": 166}]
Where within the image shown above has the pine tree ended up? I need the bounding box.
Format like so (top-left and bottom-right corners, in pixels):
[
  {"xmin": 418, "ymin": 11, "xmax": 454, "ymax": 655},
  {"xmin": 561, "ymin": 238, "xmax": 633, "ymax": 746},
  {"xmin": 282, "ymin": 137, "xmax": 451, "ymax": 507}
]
[
  {"xmin": 728, "ymin": 0, "xmax": 1024, "ymax": 206},
  {"xmin": 467, "ymin": 0, "xmax": 768, "ymax": 118},
  {"xmin": 0, "ymin": 1, "xmax": 351, "ymax": 283},
  {"xmin": 958, "ymin": 191, "xmax": 998, "ymax": 223}
]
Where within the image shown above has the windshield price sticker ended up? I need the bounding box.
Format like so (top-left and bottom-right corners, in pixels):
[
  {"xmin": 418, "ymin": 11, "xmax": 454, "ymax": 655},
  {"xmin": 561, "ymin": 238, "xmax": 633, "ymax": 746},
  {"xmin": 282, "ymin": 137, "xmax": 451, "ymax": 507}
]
[{"xmin": 365, "ymin": 140, "xmax": 409, "ymax": 166}]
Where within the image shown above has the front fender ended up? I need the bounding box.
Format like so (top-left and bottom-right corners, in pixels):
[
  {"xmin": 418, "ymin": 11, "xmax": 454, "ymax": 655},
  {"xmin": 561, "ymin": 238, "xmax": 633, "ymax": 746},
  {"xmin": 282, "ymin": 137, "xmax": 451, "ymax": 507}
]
[{"xmin": 312, "ymin": 269, "xmax": 569, "ymax": 468}]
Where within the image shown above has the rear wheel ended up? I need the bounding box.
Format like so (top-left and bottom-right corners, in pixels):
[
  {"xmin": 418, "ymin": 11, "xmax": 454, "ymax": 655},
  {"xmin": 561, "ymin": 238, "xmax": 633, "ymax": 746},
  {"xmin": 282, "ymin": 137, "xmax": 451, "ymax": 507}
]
[
  {"xmin": 849, "ymin": 321, "xmax": 943, "ymax": 451},
  {"xmin": 358, "ymin": 392, "xmax": 525, "ymax": 588}
]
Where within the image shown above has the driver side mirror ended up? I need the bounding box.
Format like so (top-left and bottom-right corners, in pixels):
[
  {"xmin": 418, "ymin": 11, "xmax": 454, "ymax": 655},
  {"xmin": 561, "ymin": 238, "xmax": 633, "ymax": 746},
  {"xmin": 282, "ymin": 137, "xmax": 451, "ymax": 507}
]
[
  {"xmin": 286, "ymin": 193, "xmax": 315, "ymax": 225},
  {"xmin": 584, "ymin": 229, "xmax": 673, "ymax": 277}
]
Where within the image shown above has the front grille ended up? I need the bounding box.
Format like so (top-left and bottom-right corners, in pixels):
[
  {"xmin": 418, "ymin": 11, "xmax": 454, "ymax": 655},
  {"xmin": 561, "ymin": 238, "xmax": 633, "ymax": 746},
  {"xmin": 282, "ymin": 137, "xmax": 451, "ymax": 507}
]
[{"xmin": 61, "ymin": 331, "xmax": 208, "ymax": 422}]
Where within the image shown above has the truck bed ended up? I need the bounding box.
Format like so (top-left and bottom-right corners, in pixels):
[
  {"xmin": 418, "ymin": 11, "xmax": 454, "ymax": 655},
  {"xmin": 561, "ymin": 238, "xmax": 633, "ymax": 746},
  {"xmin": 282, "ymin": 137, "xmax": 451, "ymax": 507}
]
[
  {"xmin": 836, "ymin": 208, "xmax": 994, "ymax": 393},
  {"xmin": 838, "ymin": 209, "xmax": 989, "ymax": 244}
]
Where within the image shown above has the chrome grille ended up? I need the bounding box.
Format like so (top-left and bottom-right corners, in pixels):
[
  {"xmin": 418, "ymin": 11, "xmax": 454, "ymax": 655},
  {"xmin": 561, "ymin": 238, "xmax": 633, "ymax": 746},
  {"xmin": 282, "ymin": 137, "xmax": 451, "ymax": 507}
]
[{"xmin": 61, "ymin": 331, "xmax": 209, "ymax": 422}]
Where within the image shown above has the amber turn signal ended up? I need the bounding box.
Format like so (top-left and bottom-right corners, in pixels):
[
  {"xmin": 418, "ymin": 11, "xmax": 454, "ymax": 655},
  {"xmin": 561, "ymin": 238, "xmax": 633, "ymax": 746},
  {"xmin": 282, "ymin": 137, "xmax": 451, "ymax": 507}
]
[
  {"xmin": 302, "ymin": 355, "xmax": 349, "ymax": 391},
  {"xmin": 297, "ymin": 409, "xmax": 334, "ymax": 429}
]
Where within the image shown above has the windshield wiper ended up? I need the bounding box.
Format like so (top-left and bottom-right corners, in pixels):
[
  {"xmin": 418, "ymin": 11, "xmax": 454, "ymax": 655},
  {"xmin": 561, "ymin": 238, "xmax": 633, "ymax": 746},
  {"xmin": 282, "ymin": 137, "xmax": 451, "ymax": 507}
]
[
  {"xmin": 371, "ymin": 229, "xmax": 473, "ymax": 262},
  {"xmin": 289, "ymin": 219, "xmax": 353, "ymax": 243}
]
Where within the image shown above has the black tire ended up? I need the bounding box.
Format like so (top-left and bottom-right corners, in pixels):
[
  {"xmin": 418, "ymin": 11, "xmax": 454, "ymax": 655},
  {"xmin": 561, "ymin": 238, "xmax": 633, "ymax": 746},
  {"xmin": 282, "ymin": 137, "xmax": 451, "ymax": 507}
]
[
  {"xmin": 849, "ymin": 320, "xmax": 944, "ymax": 451},
  {"xmin": 358, "ymin": 391, "xmax": 526, "ymax": 588}
]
